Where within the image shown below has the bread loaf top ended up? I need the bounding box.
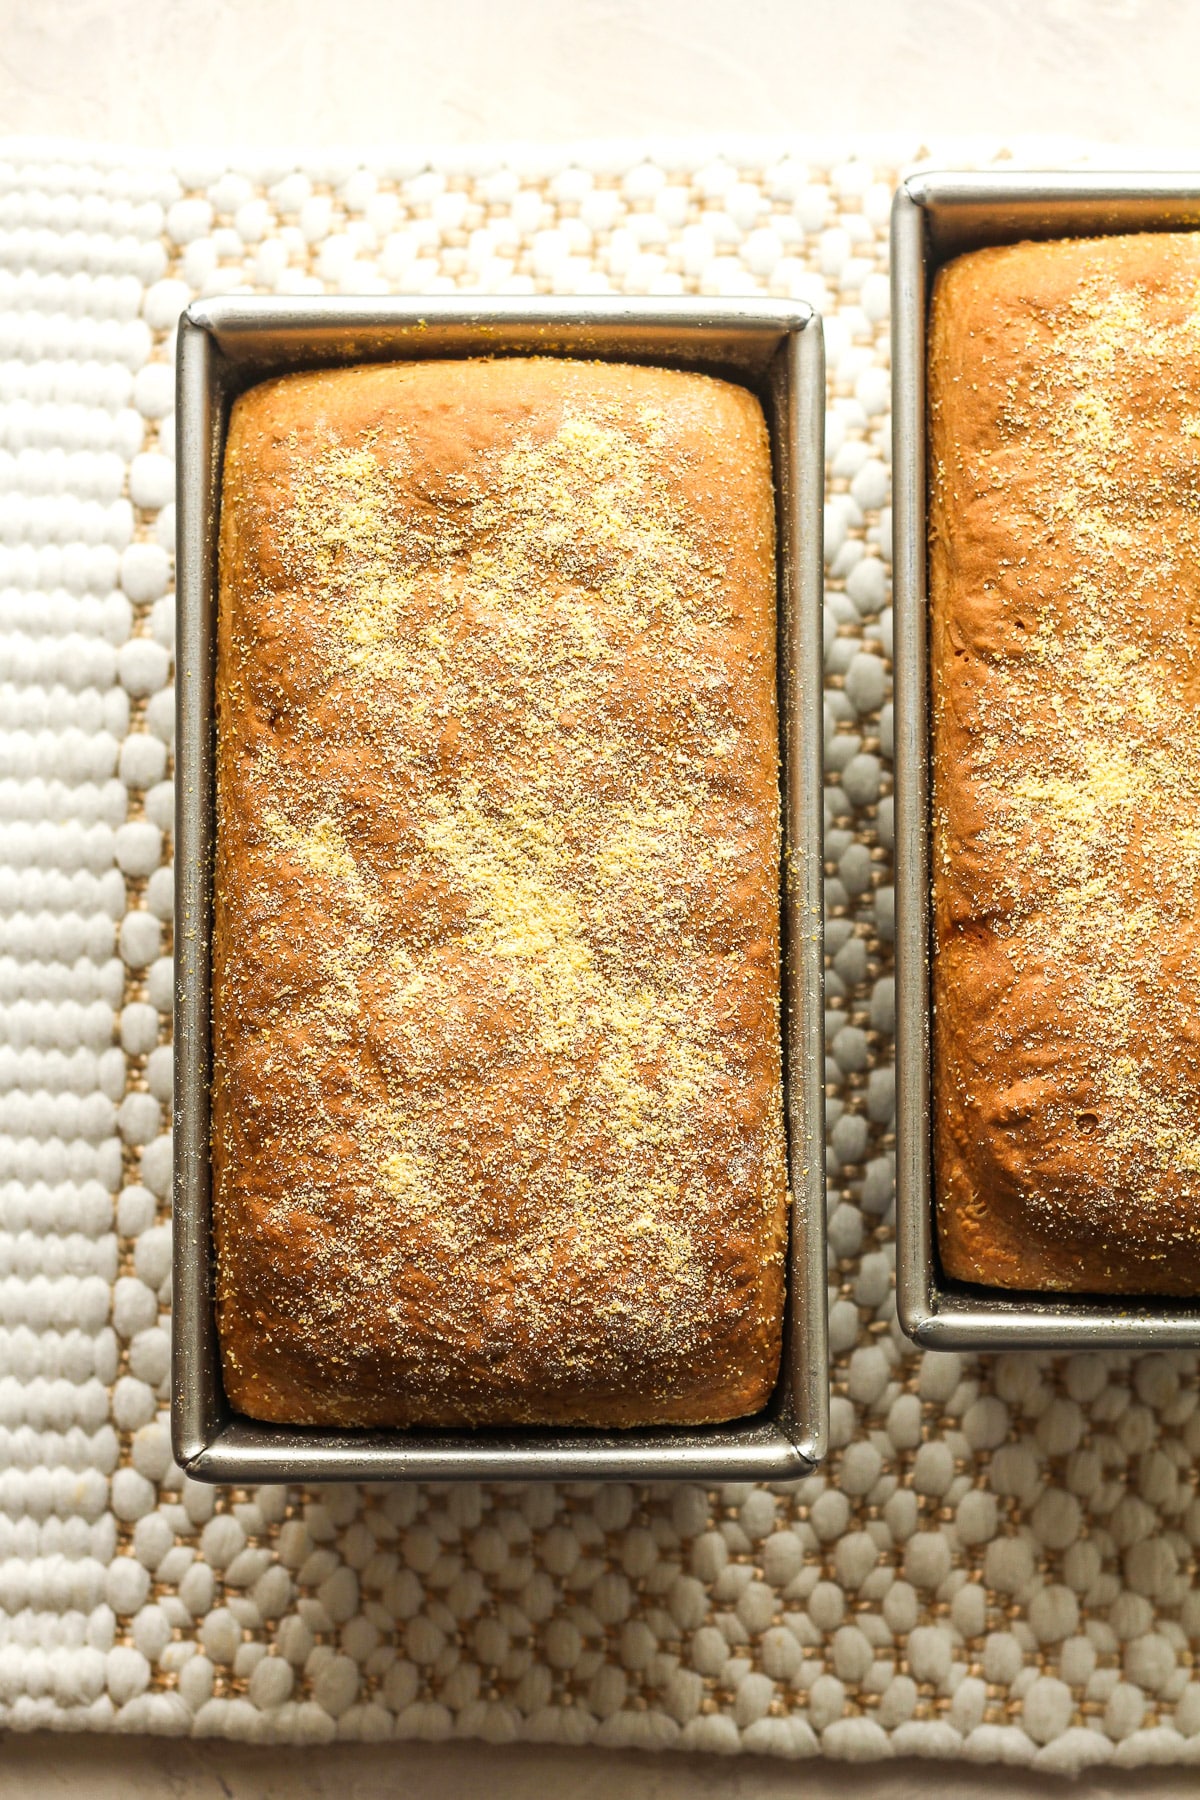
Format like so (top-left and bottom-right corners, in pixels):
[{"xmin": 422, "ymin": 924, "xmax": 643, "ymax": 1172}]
[
  {"xmin": 213, "ymin": 356, "xmax": 789, "ymax": 1423},
  {"xmin": 931, "ymin": 231, "xmax": 1200, "ymax": 1292}
]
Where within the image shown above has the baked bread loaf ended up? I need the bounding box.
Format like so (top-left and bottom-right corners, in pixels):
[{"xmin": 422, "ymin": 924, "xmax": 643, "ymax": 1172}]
[
  {"xmin": 213, "ymin": 356, "xmax": 788, "ymax": 1425},
  {"xmin": 930, "ymin": 230, "xmax": 1200, "ymax": 1294}
]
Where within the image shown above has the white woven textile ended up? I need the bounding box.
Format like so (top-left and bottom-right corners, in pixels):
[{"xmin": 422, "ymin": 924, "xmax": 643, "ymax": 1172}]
[{"xmin": 1, "ymin": 135, "xmax": 1198, "ymax": 1771}]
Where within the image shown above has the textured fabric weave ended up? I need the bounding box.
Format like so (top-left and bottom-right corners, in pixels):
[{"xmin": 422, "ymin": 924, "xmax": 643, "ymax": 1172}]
[{"xmin": 0, "ymin": 136, "xmax": 1198, "ymax": 1771}]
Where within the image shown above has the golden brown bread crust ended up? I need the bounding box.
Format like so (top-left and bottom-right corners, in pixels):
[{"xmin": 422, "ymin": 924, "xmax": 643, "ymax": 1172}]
[
  {"xmin": 213, "ymin": 356, "xmax": 787, "ymax": 1425},
  {"xmin": 930, "ymin": 231, "xmax": 1200, "ymax": 1295}
]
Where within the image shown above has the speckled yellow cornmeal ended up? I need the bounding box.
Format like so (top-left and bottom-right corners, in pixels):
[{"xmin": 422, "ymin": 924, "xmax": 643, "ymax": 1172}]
[
  {"xmin": 212, "ymin": 357, "xmax": 788, "ymax": 1426},
  {"xmin": 930, "ymin": 231, "xmax": 1200, "ymax": 1294}
]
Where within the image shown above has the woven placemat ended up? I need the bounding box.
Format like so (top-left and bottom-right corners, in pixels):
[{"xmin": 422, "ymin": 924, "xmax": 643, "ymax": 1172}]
[{"xmin": 1, "ymin": 134, "xmax": 1198, "ymax": 1773}]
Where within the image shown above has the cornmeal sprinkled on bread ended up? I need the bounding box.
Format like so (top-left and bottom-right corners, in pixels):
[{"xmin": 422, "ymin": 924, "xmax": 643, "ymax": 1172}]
[
  {"xmin": 930, "ymin": 231, "xmax": 1200, "ymax": 1294},
  {"xmin": 213, "ymin": 357, "xmax": 787, "ymax": 1425}
]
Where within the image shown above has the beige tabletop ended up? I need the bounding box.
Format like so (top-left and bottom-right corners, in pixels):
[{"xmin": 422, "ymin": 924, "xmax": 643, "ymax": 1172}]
[
  {"xmin": 1, "ymin": 0, "xmax": 1198, "ymax": 1794},
  {"xmin": 1, "ymin": 0, "xmax": 1200, "ymax": 153},
  {"xmin": 2, "ymin": 1730, "xmax": 1200, "ymax": 1798}
]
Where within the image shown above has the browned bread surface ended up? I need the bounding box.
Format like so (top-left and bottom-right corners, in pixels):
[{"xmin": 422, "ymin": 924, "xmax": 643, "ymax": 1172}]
[
  {"xmin": 930, "ymin": 230, "xmax": 1200, "ymax": 1294},
  {"xmin": 213, "ymin": 356, "xmax": 788, "ymax": 1425}
]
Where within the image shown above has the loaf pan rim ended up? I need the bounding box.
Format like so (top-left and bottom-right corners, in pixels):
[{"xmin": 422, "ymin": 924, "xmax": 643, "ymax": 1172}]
[
  {"xmin": 172, "ymin": 293, "xmax": 830, "ymax": 1480},
  {"xmin": 892, "ymin": 167, "xmax": 1200, "ymax": 1350}
]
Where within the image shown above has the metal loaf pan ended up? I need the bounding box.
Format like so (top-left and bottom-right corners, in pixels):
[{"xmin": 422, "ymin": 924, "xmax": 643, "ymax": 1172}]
[
  {"xmin": 172, "ymin": 295, "xmax": 828, "ymax": 1481},
  {"xmin": 892, "ymin": 170, "xmax": 1200, "ymax": 1350}
]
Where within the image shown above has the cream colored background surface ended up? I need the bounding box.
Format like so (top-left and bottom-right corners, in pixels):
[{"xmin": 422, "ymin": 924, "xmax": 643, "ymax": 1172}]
[
  {"xmin": 2, "ymin": 1, "xmax": 1199, "ymax": 1795},
  {"xmin": 3, "ymin": 1731, "xmax": 1200, "ymax": 1797},
  {"xmin": 2, "ymin": 0, "xmax": 1200, "ymax": 152}
]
